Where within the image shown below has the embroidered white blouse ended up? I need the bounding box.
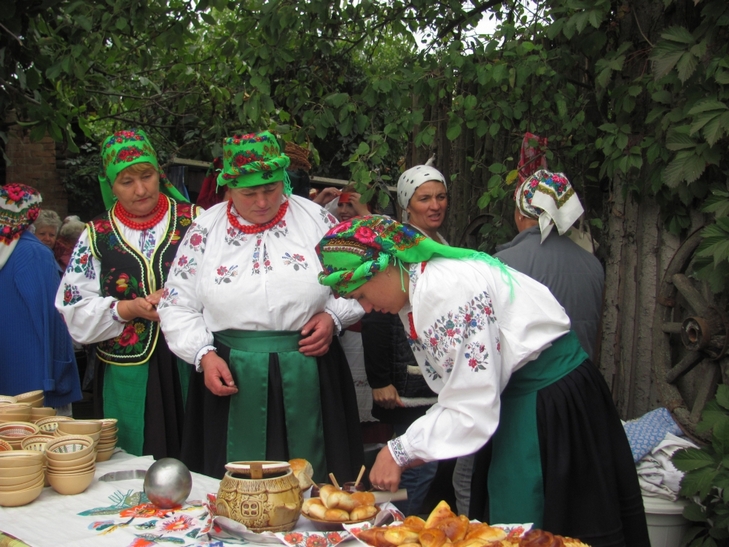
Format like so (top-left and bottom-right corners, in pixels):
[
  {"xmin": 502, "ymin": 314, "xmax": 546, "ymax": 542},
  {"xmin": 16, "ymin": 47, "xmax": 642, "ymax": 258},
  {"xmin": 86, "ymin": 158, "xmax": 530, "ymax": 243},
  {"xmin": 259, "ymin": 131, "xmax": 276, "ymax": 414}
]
[
  {"xmin": 157, "ymin": 195, "xmax": 364, "ymax": 365},
  {"xmin": 388, "ymin": 257, "xmax": 571, "ymax": 466},
  {"xmin": 55, "ymin": 211, "xmax": 177, "ymax": 344}
]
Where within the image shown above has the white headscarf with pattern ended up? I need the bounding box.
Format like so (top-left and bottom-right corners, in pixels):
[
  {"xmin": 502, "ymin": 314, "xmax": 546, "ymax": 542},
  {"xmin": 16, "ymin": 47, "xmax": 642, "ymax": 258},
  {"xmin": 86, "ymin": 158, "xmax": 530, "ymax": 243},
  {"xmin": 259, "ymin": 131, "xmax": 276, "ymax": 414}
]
[{"xmin": 397, "ymin": 165, "xmax": 447, "ymax": 223}]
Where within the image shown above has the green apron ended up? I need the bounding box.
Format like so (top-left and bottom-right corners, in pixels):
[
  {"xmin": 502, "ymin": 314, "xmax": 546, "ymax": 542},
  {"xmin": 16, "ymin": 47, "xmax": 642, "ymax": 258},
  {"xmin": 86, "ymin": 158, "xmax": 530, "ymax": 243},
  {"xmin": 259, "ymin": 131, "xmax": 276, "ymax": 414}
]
[
  {"xmin": 214, "ymin": 330, "xmax": 327, "ymax": 481},
  {"xmin": 488, "ymin": 331, "xmax": 588, "ymax": 527}
]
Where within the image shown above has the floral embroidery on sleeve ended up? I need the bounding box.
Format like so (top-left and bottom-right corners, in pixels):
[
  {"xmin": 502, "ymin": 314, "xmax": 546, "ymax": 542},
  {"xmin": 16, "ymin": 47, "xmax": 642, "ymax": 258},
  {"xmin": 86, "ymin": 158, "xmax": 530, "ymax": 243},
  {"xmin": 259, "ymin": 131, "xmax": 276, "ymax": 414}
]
[
  {"xmin": 282, "ymin": 252, "xmax": 308, "ymax": 270},
  {"xmin": 214, "ymin": 264, "xmax": 239, "ymax": 284},
  {"xmin": 172, "ymin": 255, "xmax": 197, "ymax": 279},
  {"xmin": 157, "ymin": 287, "xmax": 179, "ymax": 310},
  {"xmin": 321, "ymin": 209, "xmax": 338, "ymax": 227},
  {"xmin": 464, "ymin": 341, "xmax": 489, "ymax": 372},
  {"xmin": 182, "ymin": 225, "xmax": 207, "ymax": 252},
  {"xmin": 66, "ymin": 243, "xmax": 96, "ymax": 280},
  {"xmin": 61, "ymin": 283, "xmax": 82, "ymax": 306}
]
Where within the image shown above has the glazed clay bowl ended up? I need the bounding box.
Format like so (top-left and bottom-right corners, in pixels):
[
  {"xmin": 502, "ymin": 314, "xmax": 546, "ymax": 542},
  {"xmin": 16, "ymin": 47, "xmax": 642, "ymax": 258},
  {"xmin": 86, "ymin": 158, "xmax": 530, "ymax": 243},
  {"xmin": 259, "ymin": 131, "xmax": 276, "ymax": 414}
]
[
  {"xmin": 0, "ymin": 440, "xmax": 12, "ymax": 452},
  {"xmin": 0, "ymin": 396, "xmax": 18, "ymax": 405},
  {"xmin": 56, "ymin": 420, "xmax": 102, "ymax": 436},
  {"xmin": 0, "ymin": 422, "xmax": 39, "ymax": 442},
  {"xmin": 20, "ymin": 434, "xmax": 55, "ymax": 453},
  {"xmin": 0, "ymin": 463, "xmax": 42, "ymax": 478},
  {"xmin": 216, "ymin": 461, "xmax": 302, "ymax": 533},
  {"xmin": 44, "ymin": 435, "xmax": 94, "ymax": 462},
  {"xmin": 47, "ymin": 460, "xmax": 95, "ymax": 475},
  {"xmin": 46, "ymin": 450, "xmax": 96, "ymax": 470},
  {"xmin": 47, "ymin": 468, "xmax": 95, "ymax": 495},
  {"xmin": 0, "ymin": 470, "xmax": 44, "ymax": 490},
  {"xmin": 35, "ymin": 416, "xmax": 73, "ymax": 434},
  {"xmin": 95, "ymin": 447, "xmax": 116, "ymax": 462},
  {"xmin": 30, "ymin": 407, "xmax": 56, "ymax": 421},
  {"xmin": 0, "ymin": 450, "xmax": 44, "ymax": 468},
  {"xmin": 0, "ymin": 476, "xmax": 44, "ymax": 507}
]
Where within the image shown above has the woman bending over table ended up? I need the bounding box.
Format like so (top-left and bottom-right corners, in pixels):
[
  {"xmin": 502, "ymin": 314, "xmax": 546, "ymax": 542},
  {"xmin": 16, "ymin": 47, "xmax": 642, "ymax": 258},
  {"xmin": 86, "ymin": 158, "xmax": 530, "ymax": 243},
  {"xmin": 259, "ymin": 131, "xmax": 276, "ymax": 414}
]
[{"xmin": 316, "ymin": 215, "xmax": 649, "ymax": 547}]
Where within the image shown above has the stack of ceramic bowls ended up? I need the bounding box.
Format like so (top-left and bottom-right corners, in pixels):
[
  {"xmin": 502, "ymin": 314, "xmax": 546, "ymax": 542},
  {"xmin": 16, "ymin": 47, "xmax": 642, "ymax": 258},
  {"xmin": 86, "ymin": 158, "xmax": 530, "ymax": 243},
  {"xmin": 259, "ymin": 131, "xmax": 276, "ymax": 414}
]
[
  {"xmin": 0, "ymin": 440, "xmax": 12, "ymax": 452},
  {"xmin": 96, "ymin": 419, "xmax": 118, "ymax": 462},
  {"xmin": 14, "ymin": 390, "xmax": 44, "ymax": 408},
  {"xmin": 29, "ymin": 407, "xmax": 56, "ymax": 422},
  {"xmin": 0, "ymin": 396, "xmax": 18, "ymax": 405},
  {"xmin": 35, "ymin": 416, "xmax": 73, "ymax": 435},
  {"xmin": 0, "ymin": 403, "xmax": 32, "ymax": 424},
  {"xmin": 44, "ymin": 435, "xmax": 96, "ymax": 495},
  {"xmin": 0, "ymin": 422, "xmax": 40, "ymax": 449},
  {"xmin": 21, "ymin": 434, "xmax": 56, "ymax": 486},
  {"xmin": 56, "ymin": 420, "xmax": 102, "ymax": 448},
  {"xmin": 0, "ymin": 450, "xmax": 45, "ymax": 507}
]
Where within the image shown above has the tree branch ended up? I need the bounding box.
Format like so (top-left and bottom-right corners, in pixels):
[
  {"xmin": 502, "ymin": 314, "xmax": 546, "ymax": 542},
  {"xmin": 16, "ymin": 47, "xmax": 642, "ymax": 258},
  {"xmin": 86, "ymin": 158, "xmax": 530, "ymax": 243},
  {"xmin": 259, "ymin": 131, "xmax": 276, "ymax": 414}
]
[{"xmin": 0, "ymin": 22, "xmax": 23, "ymax": 46}]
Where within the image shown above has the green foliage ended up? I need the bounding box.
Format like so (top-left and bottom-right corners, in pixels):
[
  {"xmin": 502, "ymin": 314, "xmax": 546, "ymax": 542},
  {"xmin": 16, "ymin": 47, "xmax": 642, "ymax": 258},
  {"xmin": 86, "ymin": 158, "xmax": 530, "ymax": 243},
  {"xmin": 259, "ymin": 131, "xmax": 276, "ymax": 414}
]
[{"xmin": 673, "ymin": 385, "xmax": 729, "ymax": 547}]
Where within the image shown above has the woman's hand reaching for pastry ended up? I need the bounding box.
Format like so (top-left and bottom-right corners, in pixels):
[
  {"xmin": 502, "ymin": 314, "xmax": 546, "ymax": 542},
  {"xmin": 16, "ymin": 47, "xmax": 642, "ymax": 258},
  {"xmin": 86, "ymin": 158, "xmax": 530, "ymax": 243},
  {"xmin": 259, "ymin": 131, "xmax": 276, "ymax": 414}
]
[
  {"xmin": 299, "ymin": 312, "xmax": 334, "ymax": 357},
  {"xmin": 373, "ymin": 385, "xmax": 404, "ymax": 409},
  {"xmin": 200, "ymin": 351, "xmax": 238, "ymax": 396},
  {"xmin": 369, "ymin": 445, "xmax": 403, "ymax": 492}
]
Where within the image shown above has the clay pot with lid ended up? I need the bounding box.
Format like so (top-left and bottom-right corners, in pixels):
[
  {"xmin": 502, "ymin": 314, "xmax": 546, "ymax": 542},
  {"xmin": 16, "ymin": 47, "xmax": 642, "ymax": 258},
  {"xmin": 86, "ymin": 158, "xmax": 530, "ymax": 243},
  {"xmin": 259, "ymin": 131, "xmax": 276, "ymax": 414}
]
[{"xmin": 216, "ymin": 461, "xmax": 302, "ymax": 532}]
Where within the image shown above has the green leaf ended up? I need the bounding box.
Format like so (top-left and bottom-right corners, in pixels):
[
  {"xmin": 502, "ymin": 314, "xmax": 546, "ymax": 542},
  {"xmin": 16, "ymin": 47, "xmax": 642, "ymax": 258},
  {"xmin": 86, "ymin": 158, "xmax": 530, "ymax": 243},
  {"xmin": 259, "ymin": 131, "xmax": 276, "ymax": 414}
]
[
  {"xmin": 673, "ymin": 447, "xmax": 716, "ymax": 472},
  {"xmin": 355, "ymin": 142, "xmax": 370, "ymax": 155},
  {"xmin": 676, "ymin": 52, "xmax": 698, "ymax": 82},
  {"xmin": 661, "ymin": 26, "xmax": 695, "ymax": 44},
  {"xmin": 689, "ymin": 99, "xmax": 728, "ymax": 116},
  {"xmin": 446, "ymin": 122, "xmax": 462, "ymax": 141}
]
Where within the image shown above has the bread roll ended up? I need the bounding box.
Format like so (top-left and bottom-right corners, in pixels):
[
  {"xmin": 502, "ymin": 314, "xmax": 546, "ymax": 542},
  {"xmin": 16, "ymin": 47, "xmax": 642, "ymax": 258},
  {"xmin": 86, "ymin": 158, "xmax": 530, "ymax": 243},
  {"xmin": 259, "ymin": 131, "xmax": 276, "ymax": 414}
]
[
  {"xmin": 327, "ymin": 489, "xmax": 356, "ymax": 511},
  {"xmin": 433, "ymin": 515, "xmax": 470, "ymax": 542},
  {"xmin": 289, "ymin": 458, "xmax": 314, "ymax": 490},
  {"xmin": 358, "ymin": 527, "xmax": 396, "ymax": 547},
  {"xmin": 319, "ymin": 484, "xmax": 339, "ymax": 507},
  {"xmin": 419, "ymin": 528, "xmax": 449, "ymax": 547},
  {"xmin": 350, "ymin": 504, "xmax": 379, "ymax": 522},
  {"xmin": 403, "ymin": 516, "xmax": 426, "ymax": 532},
  {"xmin": 303, "ymin": 498, "xmax": 328, "ymax": 520},
  {"xmin": 424, "ymin": 500, "xmax": 456, "ymax": 528},
  {"xmin": 453, "ymin": 538, "xmax": 491, "ymax": 547},
  {"xmin": 384, "ymin": 526, "xmax": 422, "ymax": 545},
  {"xmin": 324, "ymin": 508, "xmax": 351, "ymax": 522},
  {"xmin": 519, "ymin": 530, "xmax": 564, "ymax": 547},
  {"xmin": 351, "ymin": 491, "xmax": 376, "ymax": 507},
  {"xmin": 465, "ymin": 524, "xmax": 507, "ymax": 543}
]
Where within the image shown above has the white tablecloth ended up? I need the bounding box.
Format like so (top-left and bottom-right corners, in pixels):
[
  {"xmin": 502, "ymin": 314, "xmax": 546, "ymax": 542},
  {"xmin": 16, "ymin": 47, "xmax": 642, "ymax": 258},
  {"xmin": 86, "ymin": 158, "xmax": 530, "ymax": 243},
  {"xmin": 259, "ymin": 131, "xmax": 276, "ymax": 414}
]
[{"xmin": 0, "ymin": 451, "xmax": 344, "ymax": 547}]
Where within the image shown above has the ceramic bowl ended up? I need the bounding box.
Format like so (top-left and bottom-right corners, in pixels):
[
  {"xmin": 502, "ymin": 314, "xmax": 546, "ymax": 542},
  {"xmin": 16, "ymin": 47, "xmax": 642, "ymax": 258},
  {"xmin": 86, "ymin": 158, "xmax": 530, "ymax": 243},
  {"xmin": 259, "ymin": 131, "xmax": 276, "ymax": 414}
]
[
  {"xmin": 0, "ymin": 404, "xmax": 32, "ymax": 422},
  {"xmin": 46, "ymin": 449, "xmax": 95, "ymax": 468},
  {"xmin": 20, "ymin": 434, "xmax": 55, "ymax": 452},
  {"xmin": 0, "ymin": 422, "xmax": 39, "ymax": 440},
  {"xmin": 47, "ymin": 468, "xmax": 95, "ymax": 495},
  {"xmin": 0, "ymin": 396, "xmax": 18, "ymax": 405},
  {"xmin": 100, "ymin": 418, "xmax": 118, "ymax": 429},
  {"xmin": 14, "ymin": 390, "xmax": 44, "ymax": 407},
  {"xmin": 0, "ymin": 450, "xmax": 44, "ymax": 468},
  {"xmin": 56, "ymin": 420, "xmax": 102, "ymax": 436},
  {"xmin": 0, "ymin": 462, "xmax": 43, "ymax": 478},
  {"xmin": 35, "ymin": 416, "xmax": 73, "ymax": 434},
  {"xmin": 30, "ymin": 407, "xmax": 56, "ymax": 420},
  {"xmin": 0, "ymin": 440, "xmax": 12, "ymax": 452},
  {"xmin": 0, "ymin": 470, "xmax": 44, "ymax": 490},
  {"xmin": 47, "ymin": 460, "xmax": 95, "ymax": 475},
  {"xmin": 95, "ymin": 447, "xmax": 116, "ymax": 462},
  {"xmin": 44, "ymin": 435, "xmax": 94, "ymax": 462},
  {"xmin": 0, "ymin": 476, "xmax": 44, "ymax": 507}
]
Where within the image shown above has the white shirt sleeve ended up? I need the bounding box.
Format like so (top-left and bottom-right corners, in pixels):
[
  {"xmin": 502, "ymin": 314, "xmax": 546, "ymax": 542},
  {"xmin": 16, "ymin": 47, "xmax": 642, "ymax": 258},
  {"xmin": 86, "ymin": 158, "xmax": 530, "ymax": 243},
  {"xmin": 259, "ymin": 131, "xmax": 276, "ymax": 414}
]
[
  {"xmin": 55, "ymin": 229, "xmax": 125, "ymax": 344},
  {"xmin": 157, "ymin": 222, "xmax": 213, "ymax": 365}
]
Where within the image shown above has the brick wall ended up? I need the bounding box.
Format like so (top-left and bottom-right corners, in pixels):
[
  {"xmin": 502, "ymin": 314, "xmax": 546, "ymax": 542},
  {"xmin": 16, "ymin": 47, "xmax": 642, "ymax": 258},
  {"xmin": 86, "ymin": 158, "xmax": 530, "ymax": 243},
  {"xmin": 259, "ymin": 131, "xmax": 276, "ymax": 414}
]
[{"xmin": 5, "ymin": 125, "xmax": 68, "ymax": 217}]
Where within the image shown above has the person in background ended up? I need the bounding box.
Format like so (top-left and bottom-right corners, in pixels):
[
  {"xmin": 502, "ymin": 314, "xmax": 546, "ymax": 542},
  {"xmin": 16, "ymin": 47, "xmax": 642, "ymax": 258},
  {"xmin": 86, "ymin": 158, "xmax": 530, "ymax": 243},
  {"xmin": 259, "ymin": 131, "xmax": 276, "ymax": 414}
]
[
  {"xmin": 397, "ymin": 164, "xmax": 449, "ymax": 243},
  {"xmin": 53, "ymin": 215, "xmax": 86, "ymax": 270},
  {"xmin": 33, "ymin": 209, "xmax": 62, "ymax": 250},
  {"xmin": 317, "ymin": 216, "xmax": 649, "ymax": 547},
  {"xmin": 0, "ymin": 184, "xmax": 82, "ymax": 416},
  {"xmin": 158, "ymin": 131, "xmax": 365, "ymax": 482},
  {"xmin": 56, "ymin": 128, "xmax": 200, "ymax": 459},
  {"xmin": 336, "ymin": 184, "xmax": 371, "ymax": 222}
]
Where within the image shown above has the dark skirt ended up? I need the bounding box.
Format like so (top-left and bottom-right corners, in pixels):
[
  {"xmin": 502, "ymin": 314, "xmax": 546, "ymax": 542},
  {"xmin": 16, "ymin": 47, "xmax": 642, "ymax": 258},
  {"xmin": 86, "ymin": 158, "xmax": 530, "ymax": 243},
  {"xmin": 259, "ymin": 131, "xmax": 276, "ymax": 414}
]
[
  {"xmin": 181, "ymin": 336, "xmax": 364, "ymax": 481},
  {"xmin": 470, "ymin": 360, "xmax": 650, "ymax": 547},
  {"xmin": 95, "ymin": 338, "xmax": 185, "ymax": 460}
]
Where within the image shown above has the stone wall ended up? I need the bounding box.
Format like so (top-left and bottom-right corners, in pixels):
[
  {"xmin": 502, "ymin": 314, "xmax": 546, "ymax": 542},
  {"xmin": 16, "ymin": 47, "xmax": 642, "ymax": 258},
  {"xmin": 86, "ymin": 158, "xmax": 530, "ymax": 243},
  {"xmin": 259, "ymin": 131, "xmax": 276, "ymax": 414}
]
[{"xmin": 5, "ymin": 126, "xmax": 68, "ymax": 217}]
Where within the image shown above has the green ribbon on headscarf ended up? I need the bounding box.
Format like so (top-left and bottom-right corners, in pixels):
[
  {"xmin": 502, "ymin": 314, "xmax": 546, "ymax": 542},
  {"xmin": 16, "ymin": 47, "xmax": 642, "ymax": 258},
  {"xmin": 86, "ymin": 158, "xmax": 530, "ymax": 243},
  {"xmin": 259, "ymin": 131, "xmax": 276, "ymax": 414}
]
[
  {"xmin": 216, "ymin": 131, "xmax": 292, "ymax": 194},
  {"xmin": 316, "ymin": 215, "xmax": 514, "ymax": 296},
  {"xmin": 98, "ymin": 128, "xmax": 189, "ymax": 210}
]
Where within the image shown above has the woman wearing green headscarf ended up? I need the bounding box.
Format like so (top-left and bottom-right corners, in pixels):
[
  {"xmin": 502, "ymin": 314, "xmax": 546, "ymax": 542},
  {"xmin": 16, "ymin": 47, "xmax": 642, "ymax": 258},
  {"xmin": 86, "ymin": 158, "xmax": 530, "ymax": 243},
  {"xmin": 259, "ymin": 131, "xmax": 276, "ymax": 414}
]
[
  {"xmin": 157, "ymin": 131, "xmax": 365, "ymax": 482},
  {"xmin": 317, "ymin": 216, "xmax": 649, "ymax": 547},
  {"xmin": 55, "ymin": 128, "xmax": 201, "ymax": 459}
]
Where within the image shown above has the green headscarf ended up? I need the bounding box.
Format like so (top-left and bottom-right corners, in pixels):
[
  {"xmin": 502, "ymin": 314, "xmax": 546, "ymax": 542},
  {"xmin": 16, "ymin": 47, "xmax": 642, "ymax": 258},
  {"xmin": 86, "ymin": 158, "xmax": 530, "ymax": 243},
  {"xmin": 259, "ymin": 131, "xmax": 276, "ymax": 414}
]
[
  {"xmin": 217, "ymin": 131, "xmax": 292, "ymax": 194},
  {"xmin": 316, "ymin": 215, "xmax": 514, "ymax": 296},
  {"xmin": 98, "ymin": 128, "xmax": 188, "ymax": 210}
]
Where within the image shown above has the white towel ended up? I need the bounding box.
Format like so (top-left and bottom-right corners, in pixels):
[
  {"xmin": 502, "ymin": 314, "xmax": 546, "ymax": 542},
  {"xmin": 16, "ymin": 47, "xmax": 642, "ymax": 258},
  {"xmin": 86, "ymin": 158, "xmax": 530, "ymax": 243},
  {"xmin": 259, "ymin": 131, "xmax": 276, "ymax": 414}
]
[{"xmin": 636, "ymin": 432, "xmax": 697, "ymax": 501}]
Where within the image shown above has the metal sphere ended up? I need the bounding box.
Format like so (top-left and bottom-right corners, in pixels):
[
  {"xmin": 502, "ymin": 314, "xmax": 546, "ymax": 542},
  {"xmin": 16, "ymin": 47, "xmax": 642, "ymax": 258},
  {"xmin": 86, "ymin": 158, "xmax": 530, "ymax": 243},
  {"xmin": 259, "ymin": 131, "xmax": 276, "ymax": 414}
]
[{"xmin": 143, "ymin": 458, "xmax": 193, "ymax": 508}]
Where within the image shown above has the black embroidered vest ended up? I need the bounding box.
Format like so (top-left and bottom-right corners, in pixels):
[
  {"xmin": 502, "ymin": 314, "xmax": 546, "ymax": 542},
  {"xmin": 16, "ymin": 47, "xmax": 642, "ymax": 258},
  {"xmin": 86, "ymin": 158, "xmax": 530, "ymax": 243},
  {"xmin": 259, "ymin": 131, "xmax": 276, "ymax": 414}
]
[{"xmin": 88, "ymin": 198, "xmax": 196, "ymax": 365}]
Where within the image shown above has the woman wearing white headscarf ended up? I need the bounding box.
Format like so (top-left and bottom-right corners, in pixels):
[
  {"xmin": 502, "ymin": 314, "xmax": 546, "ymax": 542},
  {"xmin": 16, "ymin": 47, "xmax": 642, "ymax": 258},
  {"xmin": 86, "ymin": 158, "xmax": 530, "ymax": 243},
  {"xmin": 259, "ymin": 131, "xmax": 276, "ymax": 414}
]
[{"xmin": 396, "ymin": 165, "xmax": 448, "ymax": 243}]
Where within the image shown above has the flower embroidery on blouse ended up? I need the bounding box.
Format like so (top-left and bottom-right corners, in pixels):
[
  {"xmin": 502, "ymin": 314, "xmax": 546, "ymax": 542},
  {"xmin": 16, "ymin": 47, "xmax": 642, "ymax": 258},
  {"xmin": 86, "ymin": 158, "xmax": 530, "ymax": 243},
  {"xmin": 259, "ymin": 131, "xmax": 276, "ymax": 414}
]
[
  {"xmin": 224, "ymin": 224, "xmax": 250, "ymax": 246},
  {"xmin": 214, "ymin": 264, "xmax": 239, "ymax": 284},
  {"xmin": 464, "ymin": 341, "xmax": 489, "ymax": 372},
  {"xmin": 251, "ymin": 238, "xmax": 272, "ymax": 274},
  {"xmin": 183, "ymin": 225, "xmax": 207, "ymax": 252},
  {"xmin": 442, "ymin": 357, "xmax": 455, "ymax": 374},
  {"xmin": 282, "ymin": 252, "xmax": 308, "ymax": 270},
  {"xmin": 137, "ymin": 229, "xmax": 157, "ymax": 260},
  {"xmin": 62, "ymin": 283, "xmax": 82, "ymax": 306},
  {"xmin": 389, "ymin": 437, "xmax": 413, "ymax": 467},
  {"xmin": 66, "ymin": 243, "xmax": 96, "ymax": 280},
  {"xmin": 157, "ymin": 287, "xmax": 179, "ymax": 310},
  {"xmin": 423, "ymin": 359, "xmax": 442, "ymax": 381},
  {"xmin": 321, "ymin": 209, "xmax": 338, "ymax": 228},
  {"xmin": 172, "ymin": 255, "xmax": 197, "ymax": 279},
  {"xmin": 269, "ymin": 219, "xmax": 288, "ymax": 238}
]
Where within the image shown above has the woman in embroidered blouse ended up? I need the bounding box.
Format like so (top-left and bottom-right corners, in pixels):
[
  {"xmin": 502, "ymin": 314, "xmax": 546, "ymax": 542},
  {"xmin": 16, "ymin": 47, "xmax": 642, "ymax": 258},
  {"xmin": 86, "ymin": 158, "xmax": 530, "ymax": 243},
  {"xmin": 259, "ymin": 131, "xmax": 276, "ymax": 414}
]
[
  {"xmin": 317, "ymin": 216, "xmax": 648, "ymax": 547},
  {"xmin": 157, "ymin": 131, "xmax": 365, "ymax": 482},
  {"xmin": 55, "ymin": 128, "xmax": 199, "ymax": 459}
]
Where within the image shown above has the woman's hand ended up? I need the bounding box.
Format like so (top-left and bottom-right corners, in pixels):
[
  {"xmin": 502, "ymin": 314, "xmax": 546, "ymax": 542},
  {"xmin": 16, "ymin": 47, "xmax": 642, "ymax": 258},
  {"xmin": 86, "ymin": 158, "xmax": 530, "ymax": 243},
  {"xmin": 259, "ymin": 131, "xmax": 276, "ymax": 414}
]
[
  {"xmin": 369, "ymin": 446, "xmax": 404, "ymax": 493},
  {"xmin": 200, "ymin": 351, "xmax": 238, "ymax": 396},
  {"xmin": 350, "ymin": 192, "xmax": 370, "ymax": 216},
  {"xmin": 373, "ymin": 385, "xmax": 404, "ymax": 409},
  {"xmin": 312, "ymin": 187, "xmax": 340, "ymax": 206},
  {"xmin": 117, "ymin": 297, "xmax": 160, "ymax": 322},
  {"xmin": 299, "ymin": 312, "xmax": 334, "ymax": 356},
  {"xmin": 145, "ymin": 288, "xmax": 165, "ymax": 307}
]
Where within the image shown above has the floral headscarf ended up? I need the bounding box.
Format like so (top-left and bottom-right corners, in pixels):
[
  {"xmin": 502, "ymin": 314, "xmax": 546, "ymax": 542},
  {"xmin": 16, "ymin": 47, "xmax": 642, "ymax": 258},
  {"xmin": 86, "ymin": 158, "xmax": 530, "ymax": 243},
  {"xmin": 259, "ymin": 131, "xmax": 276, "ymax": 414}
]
[
  {"xmin": 0, "ymin": 183, "xmax": 42, "ymax": 270},
  {"xmin": 397, "ymin": 165, "xmax": 447, "ymax": 223},
  {"xmin": 316, "ymin": 215, "xmax": 512, "ymax": 297},
  {"xmin": 217, "ymin": 131, "xmax": 292, "ymax": 194},
  {"xmin": 98, "ymin": 128, "xmax": 188, "ymax": 210},
  {"xmin": 515, "ymin": 169, "xmax": 584, "ymax": 243}
]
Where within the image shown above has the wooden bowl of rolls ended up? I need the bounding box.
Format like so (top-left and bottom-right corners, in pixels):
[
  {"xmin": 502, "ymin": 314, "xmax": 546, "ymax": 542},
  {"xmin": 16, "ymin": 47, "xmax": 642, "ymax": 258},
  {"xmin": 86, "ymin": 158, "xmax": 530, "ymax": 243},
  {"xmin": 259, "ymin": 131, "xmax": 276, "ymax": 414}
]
[{"xmin": 301, "ymin": 484, "xmax": 380, "ymax": 528}]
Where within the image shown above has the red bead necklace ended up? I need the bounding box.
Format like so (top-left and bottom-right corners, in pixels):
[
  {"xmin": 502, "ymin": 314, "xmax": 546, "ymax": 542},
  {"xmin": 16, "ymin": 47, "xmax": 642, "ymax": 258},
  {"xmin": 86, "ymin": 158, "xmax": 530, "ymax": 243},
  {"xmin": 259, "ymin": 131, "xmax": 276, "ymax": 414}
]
[
  {"xmin": 227, "ymin": 200, "xmax": 289, "ymax": 234},
  {"xmin": 114, "ymin": 194, "xmax": 168, "ymax": 231}
]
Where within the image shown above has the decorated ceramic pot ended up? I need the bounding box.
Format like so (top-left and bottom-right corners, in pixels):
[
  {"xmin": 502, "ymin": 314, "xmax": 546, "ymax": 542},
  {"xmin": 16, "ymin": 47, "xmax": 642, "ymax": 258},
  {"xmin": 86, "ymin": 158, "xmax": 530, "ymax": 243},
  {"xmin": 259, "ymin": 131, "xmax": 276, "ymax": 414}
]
[{"xmin": 216, "ymin": 461, "xmax": 302, "ymax": 532}]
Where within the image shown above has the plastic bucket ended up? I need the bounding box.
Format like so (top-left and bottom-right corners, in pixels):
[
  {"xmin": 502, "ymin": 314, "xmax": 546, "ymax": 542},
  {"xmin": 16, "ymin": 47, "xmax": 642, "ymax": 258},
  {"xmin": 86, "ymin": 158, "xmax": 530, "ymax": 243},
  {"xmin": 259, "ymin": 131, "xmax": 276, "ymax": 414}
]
[{"xmin": 642, "ymin": 496, "xmax": 690, "ymax": 547}]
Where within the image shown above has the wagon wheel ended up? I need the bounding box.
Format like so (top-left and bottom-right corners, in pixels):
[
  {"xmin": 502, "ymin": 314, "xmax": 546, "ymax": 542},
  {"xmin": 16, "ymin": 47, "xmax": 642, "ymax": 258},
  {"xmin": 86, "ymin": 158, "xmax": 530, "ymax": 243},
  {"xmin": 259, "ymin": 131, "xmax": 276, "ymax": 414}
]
[
  {"xmin": 457, "ymin": 213, "xmax": 493, "ymax": 249},
  {"xmin": 652, "ymin": 227, "xmax": 729, "ymax": 443}
]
